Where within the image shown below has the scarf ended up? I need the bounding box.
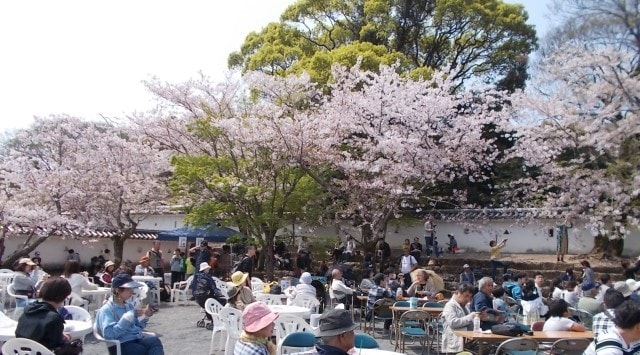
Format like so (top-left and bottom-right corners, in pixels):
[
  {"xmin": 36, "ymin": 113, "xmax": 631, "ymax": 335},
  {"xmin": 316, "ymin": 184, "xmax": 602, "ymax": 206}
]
[{"xmin": 240, "ymin": 331, "xmax": 276, "ymax": 355}]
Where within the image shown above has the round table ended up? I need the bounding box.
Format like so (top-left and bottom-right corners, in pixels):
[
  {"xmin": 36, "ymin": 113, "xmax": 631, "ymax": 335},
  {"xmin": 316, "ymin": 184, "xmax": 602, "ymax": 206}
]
[
  {"xmin": 81, "ymin": 287, "xmax": 111, "ymax": 308},
  {"xmin": 0, "ymin": 320, "xmax": 91, "ymax": 342},
  {"xmin": 267, "ymin": 305, "xmax": 311, "ymax": 318}
]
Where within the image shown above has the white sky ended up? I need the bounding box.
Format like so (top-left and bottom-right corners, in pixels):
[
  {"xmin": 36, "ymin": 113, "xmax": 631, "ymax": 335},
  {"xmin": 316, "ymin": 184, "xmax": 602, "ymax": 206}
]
[{"xmin": 0, "ymin": 0, "xmax": 553, "ymax": 134}]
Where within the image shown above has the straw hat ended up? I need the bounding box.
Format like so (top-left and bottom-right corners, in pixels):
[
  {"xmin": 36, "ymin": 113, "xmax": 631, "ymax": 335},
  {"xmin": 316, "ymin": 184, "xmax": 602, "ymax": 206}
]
[{"xmin": 231, "ymin": 271, "xmax": 249, "ymax": 286}]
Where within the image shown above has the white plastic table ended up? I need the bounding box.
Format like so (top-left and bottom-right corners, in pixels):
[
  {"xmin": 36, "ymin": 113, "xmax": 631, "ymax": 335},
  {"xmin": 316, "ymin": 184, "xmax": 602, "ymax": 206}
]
[
  {"xmin": 0, "ymin": 320, "xmax": 91, "ymax": 342},
  {"xmin": 267, "ymin": 305, "xmax": 311, "ymax": 318},
  {"xmin": 81, "ymin": 287, "xmax": 111, "ymax": 308}
]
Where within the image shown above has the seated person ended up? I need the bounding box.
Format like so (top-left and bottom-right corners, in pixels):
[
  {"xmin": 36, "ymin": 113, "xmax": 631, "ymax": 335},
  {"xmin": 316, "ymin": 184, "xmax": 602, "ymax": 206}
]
[
  {"xmin": 542, "ymin": 299, "xmax": 586, "ymax": 332},
  {"xmin": 316, "ymin": 309, "xmax": 359, "ymax": 354},
  {"xmin": 230, "ymin": 271, "xmax": 256, "ymax": 308},
  {"xmin": 226, "ymin": 285, "xmax": 245, "ymax": 310},
  {"xmin": 551, "ymin": 277, "xmax": 565, "ymax": 299},
  {"xmin": 562, "ymin": 280, "xmax": 580, "ymax": 308},
  {"xmin": 99, "ymin": 261, "xmax": 116, "ymax": 286},
  {"xmin": 329, "ymin": 269, "xmax": 353, "ymax": 309},
  {"xmin": 503, "ymin": 273, "xmax": 525, "ymax": 300},
  {"xmin": 365, "ymin": 273, "xmax": 393, "ymax": 332},
  {"xmin": 588, "ymin": 300, "xmax": 640, "ymax": 354},
  {"xmin": 15, "ymin": 277, "xmax": 80, "ymax": 353},
  {"xmin": 359, "ymin": 269, "xmax": 375, "ymax": 290},
  {"xmin": 471, "ymin": 277, "xmax": 504, "ymax": 330},
  {"xmin": 407, "ymin": 269, "xmax": 436, "ymax": 297},
  {"xmin": 96, "ymin": 274, "xmax": 164, "ymax": 355},
  {"xmin": 287, "ymin": 272, "xmax": 316, "ymax": 304},
  {"xmin": 13, "ymin": 258, "xmax": 48, "ymax": 306},
  {"xmin": 234, "ymin": 302, "xmax": 279, "ymax": 355},
  {"xmin": 442, "ymin": 284, "xmax": 479, "ymax": 353},
  {"xmin": 520, "ymin": 279, "xmax": 547, "ymax": 325},
  {"xmin": 62, "ymin": 259, "xmax": 97, "ymax": 307},
  {"xmin": 134, "ymin": 256, "xmax": 155, "ymax": 276},
  {"xmin": 492, "ymin": 286, "xmax": 519, "ymax": 320},
  {"xmin": 460, "ymin": 264, "xmax": 475, "ymax": 286},
  {"xmin": 447, "ymin": 234, "xmax": 458, "ymax": 253},
  {"xmin": 193, "ymin": 262, "xmax": 226, "ymax": 319}
]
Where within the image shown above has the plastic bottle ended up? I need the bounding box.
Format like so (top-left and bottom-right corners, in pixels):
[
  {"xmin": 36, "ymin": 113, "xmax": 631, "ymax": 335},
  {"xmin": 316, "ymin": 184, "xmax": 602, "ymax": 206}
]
[
  {"xmin": 473, "ymin": 314, "xmax": 481, "ymax": 333},
  {"xmin": 410, "ymin": 296, "xmax": 417, "ymax": 309},
  {"xmin": 396, "ymin": 287, "xmax": 403, "ymax": 300}
]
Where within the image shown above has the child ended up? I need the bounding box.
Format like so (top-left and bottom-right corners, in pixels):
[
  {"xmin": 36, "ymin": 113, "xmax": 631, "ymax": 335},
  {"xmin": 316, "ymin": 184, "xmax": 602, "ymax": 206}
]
[{"xmin": 447, "ymin": 234, "xmax": 458, "ymax": 253}]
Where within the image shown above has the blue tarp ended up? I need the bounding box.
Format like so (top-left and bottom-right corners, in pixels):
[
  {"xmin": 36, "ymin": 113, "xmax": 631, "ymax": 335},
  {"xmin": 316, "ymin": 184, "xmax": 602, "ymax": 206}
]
[{"xmin": 156, "ymin": 225, "xmax": 242, "ymax": 243}]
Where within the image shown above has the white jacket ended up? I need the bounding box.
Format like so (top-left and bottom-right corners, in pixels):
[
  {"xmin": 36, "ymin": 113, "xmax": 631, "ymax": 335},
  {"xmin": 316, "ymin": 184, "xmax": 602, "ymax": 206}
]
[{"xmin": 441, "ymin": 298, "xmax": 475, "ymax": 353}]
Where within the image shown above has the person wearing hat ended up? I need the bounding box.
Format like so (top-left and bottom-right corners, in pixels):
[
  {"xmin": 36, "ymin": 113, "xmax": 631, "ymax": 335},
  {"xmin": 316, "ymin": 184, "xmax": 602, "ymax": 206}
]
[
  {"xmin": 234, "ymin": 302, "xmax": 278, "ymax": 355},
  {"xmin": 287, "ymin": 272, "xmax": 316, "ymax": 304},
  {"xmin": 13, "ymin": 257, "xmax": 48, "ymax": 306},
  {"xmin": 578, "ymin": 281, "xmax": 604, "ymax": 317},
  {"xmin": 316, "ymin": 309, "xmax": 358, "ymax": 355},
  {"xmin": 459, "ymin": 264, "xmax": 475, "ymax": 286},
  {"xmin": 96, "ymin": 274, "xmax": 164, "ymax": 355},
  {"xmin": 226, "ymin": 284, "xmax": 244, "ymax": 310},
  {"xmin": 135, "ymin": 256, "xmax": 155, "ymax": 276},
  {"xmin": 15, "ymin": 277, "xmax": 78, "ymax": 353},
  {"xmin": 100, "ymin": 260, "xmax": 117, "ymax": 286},
  {"xmin": 193, "ymin": 262, "xmax": 226, "ymax": 318},
  {"xmin": 231, "ymin": 271, "xmax": 256, "ymax": 308},
  {"xmin": 365, "ymin": 273, "xmax": 393, "ymax": 332}
]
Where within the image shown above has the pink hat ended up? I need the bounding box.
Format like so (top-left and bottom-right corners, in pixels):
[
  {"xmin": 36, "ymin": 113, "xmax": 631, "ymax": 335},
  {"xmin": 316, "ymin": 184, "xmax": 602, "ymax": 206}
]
[{"xmin": 242, "ymin": 302, "xmax": 278, "ymax": 333}]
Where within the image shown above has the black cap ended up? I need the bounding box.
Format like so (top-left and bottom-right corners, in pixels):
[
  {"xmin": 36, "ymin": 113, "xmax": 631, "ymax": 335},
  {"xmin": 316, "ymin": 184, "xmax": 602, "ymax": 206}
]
[{"xmin": 317, "ymin": 309, "xmax": 359, "ymax": 336}]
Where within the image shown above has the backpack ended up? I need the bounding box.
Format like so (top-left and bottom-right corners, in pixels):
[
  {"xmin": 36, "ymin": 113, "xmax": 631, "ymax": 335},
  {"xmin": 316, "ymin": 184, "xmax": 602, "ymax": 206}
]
[{"xmin": 491, "ymin": 324, "xmax": 524, "ymax": 337}]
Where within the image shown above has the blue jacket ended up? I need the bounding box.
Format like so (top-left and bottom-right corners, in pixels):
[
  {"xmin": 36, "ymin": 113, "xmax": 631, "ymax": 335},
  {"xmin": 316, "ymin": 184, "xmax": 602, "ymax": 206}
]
[{"xmin": 96, "ymin": 299, "xmax": 149, "ymax": 344}]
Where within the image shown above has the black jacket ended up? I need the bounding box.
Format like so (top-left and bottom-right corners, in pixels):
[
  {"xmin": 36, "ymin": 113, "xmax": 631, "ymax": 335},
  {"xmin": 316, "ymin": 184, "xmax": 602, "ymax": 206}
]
[{"xmin": 15, "ymin": 301, "xmax": 65, "ymax": 350}]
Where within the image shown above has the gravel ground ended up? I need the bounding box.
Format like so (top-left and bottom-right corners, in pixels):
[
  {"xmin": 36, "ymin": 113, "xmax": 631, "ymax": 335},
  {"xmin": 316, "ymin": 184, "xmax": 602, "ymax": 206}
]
[{"xmin": 79, "ymin": 301, "xmax": 432, "ymax": 355}]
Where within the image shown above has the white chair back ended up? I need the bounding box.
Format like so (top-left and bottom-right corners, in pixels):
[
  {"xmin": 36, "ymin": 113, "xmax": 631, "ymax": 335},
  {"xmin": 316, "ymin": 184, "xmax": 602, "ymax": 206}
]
[
  {"xmin": 93, "ymin": 320, "xmax": 122, "ymax": 355},
  {"xmin": 256, "ymin": 293, "xmax": 284, "ymax": 305},
  {"xmin": 219, "ymin": 306, "xmax": 243, "ymax": 355},
  {"xmin": 213, "ymin": 277, "xmax": 228, "ymax": 299},
  {"xmin": 205, "ymin": 298, "xmax": 227, "ymax": 353},
  {"xmin": 6, "ymin": 283, "xmax": 28, "ymax": 319},
  {"xmin": 0, "ymin": 269, "xmax": 14, "ymax": 274},
  {"xmin": 251, "ymin": 279, "xmax": 265, "ymax": 293},
  {"xmin": 1, "ymin": 338, "xmax": 54, "ymax": 355},
  {"xmin": 291, "ymin": 294, "xmax": 320, "ymax": 313},
  {"xmin": 274, "ymin": 314, "xmax": 312, "ymax": 346}
]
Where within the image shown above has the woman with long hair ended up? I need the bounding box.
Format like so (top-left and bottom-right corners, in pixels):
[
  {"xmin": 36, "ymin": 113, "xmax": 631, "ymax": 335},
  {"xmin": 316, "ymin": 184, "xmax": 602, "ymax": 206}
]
[{"xmin": 62, "ymin": 259, "xmax": 97, "ymax": 306}]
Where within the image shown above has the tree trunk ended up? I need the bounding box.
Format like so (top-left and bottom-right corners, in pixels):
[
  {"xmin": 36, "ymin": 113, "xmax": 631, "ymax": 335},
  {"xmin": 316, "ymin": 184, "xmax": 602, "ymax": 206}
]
[
  {"xmin": 589, "ymin": 235, "xmax": 624, "ymax": 257},
  {"xmin": 1, "ymin": 232, "xmax": 50, "ymax": 268},
  {"xmin": 112, "ymin": 236, "xmax": 126, "ymax": 267},
  {"xmin": 264, "ymin": 230, "xmax": 276, "ymax": 280}
]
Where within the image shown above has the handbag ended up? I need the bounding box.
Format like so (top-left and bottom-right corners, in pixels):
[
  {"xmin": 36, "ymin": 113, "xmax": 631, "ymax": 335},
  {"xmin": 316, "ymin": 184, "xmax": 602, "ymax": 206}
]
[{"xmin": 54, "ymin": 339, "xmax": 83, "ymax": 355}]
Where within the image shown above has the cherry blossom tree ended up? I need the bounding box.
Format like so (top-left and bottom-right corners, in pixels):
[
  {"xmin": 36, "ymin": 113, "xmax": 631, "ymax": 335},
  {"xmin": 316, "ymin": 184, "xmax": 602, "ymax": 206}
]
[
  {"xmin": 509, "ymin": 44, "xmax": 639, "ymax": 255},
  {"xmin": 0, "ymin": 116, "xmax": 171, "ymax": 266}
]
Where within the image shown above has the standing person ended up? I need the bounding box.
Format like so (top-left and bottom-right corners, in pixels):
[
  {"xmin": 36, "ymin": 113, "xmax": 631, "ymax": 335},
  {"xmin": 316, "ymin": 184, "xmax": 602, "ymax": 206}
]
[
  {"xmin": 399, "ymin": 248, "xmax": 418, "ymax": 288},
  {"xmin": 179, "ymin": 252, "xmax": 187, "ymax": 281},
  {"xmin": 424, "ymin": 215, "xmax": 435, "ymax": 257},
  {"xmin": 376, "ymin": 238, "xmax": 391, "ymax": 272},
  {"xmin": 410, "ymin": 237, "xmax": 422, "ymax": 264},
  {"xmin": 146, "ymin": 241, "xmax": 164, "ymax": 277},
  {"xmin": 343, "ymin": 236, "xmax": 356, "ymax": 261},
  {"xmin": 96, "ymin": 274, "xmax": 164, "ymax": 355},
  {"xmin": 441, "ymin": 284, "xmax": 480, "ymax": 354},
  {"xmin": 489, "ymin": 239, "xmax": 509, "ymax": 281},
  {"xmin": 581, "ymin": 260, "xmax": 596, "ymax": 285},
  {"xmin": 15, "ymin": 278, "xmax": 81, "ymax": 353},
  {"xmin": 67, "ymin": 249, "xmax": 81, "ymax": 264},
  {"xmin": 234, "ymin": 302, "xmax": 279, "ymax": 355},
  {"xmin": 169, "ymin": 248, "xmax": 182, "ymax": 287},
  {"xmin": 31, "ymin": 251, "xmax": 42, "ymax": 267},
  {"xmin": 235, "ymin": 246, "xmax": 256, "ymax": 279},
  {"xmin": 315, "ymin": 309, "xmax": 358, "ymax": 355},
  {"xmin": 459, "ymin": 264, "xmax": 475, "ymax": 286},
  {"xmin": 556, "ymin": 214, "xmax": 573, "ymax": 262}
]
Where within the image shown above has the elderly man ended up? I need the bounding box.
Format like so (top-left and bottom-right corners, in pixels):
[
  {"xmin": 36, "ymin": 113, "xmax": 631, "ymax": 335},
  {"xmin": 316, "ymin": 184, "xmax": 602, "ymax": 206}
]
[
  {"xmin": 330, "ymin": 269, "xmax": 353, "ymax": 309},
  {"xmin": 315, "ymin": 309, "xmax": 358, "ymax": 355},
  {"xmin": 470, "ymin": 277, "xmax": 503, "ymax": 330},
  {"xmin": 442, "ymin": 284, "xmax": 479, "ymax": 353},
  {"xmin": 579, "ymin": 281, "xmax": 605, "ymax": 317}
]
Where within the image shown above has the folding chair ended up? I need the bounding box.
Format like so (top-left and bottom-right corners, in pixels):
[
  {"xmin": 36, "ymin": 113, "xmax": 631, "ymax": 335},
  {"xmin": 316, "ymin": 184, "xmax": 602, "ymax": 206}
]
[
  {"xmin": 397, "ymin": 310, "xmax": 430, "ymax": 354},
  {"xmin": 495, "ymin": 338, "xmax": 539, "ymax": 355},
  {"xmin": 549, "ymin": 338, "xmax": 590, "ymax": 355}
]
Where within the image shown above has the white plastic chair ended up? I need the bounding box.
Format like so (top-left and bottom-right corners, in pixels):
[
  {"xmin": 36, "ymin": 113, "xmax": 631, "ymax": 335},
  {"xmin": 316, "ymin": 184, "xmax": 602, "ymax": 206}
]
[
  {"xmin": 93, "ymin": 319, "xmax": 155, "ymax": 355},
  {"xmin": 6, "ymin": 284, "xmax": 28, "ymax": 319},
  {"xmin": 291, "ymin": 294, "xmax": 320, "ymax": 313},
  {"xmin": 219, "ymin": 307, "xmax": 243, "ymax": 355},
  {"xmin": 1, "ymin": 337, "xmax": 54, "ymax": 355},
  {"xmin": 171, "ymin": 275, "xmax": 194, "ymax": 305},
  {"xmin": 0, "ymin": 269, "xmax": 15, "ymax": 274},
  {"xmin": 274, "ymin": 314, "xmax": 313, "ymax": 347},
  {"xmin": 251, "ymin": 278, "xmax": 265, "ymax": 293},
  {"xmin": 213, "ymin": 278, "xmax": 228, "ymax": 299},
  {"xmin": 63, "ymin": 305, "xmax": 91, "ymax": 342},
  {"xmin": 204, "ymin": 298, "xmax": 227, "ymax": 353},
  {"xmin": 256, "ymin": 293, "xmax": 284, "ymax": 305}
]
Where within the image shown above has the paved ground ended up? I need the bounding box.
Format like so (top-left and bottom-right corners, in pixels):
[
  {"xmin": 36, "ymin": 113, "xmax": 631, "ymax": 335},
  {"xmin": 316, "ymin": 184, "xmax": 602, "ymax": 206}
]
[{"xmin": 79, "ymin": 301, "xmax": 435, "ymax": 355}]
